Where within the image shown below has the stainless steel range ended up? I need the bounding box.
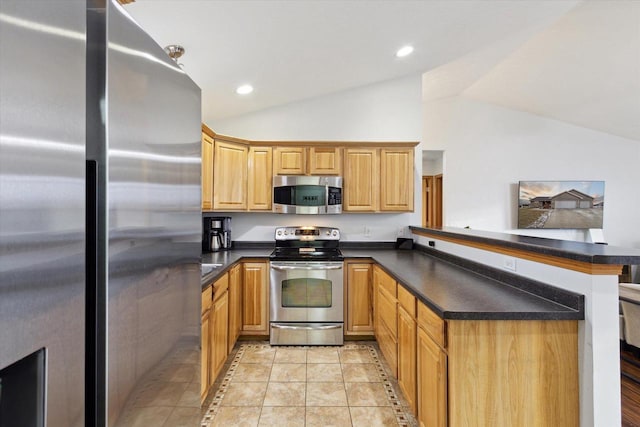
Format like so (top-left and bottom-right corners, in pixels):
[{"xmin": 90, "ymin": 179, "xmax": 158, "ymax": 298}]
[{"xmin": 269, "ymin": 226, "xmax": 344, "ymax": 345}]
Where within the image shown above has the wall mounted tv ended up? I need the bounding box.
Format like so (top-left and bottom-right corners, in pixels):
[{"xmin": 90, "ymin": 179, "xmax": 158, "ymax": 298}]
[{"xmin": 518, "ymin": 181, "xmax": 604, "ymax": 229}]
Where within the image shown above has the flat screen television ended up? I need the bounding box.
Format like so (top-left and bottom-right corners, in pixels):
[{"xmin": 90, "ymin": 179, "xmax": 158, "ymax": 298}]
[{"xmin": 518, "ymin": 181, "xmax": 604, "ymax": 229}]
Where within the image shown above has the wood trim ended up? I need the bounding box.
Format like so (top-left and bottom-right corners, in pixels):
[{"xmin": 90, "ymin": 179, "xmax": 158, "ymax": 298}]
[
  {"xmin": 201, "ymin": 123, "xmax": 215, "ymax": 138},
  {"xmin": 250, "ymin": 140, "xmax": 419, "ymax": 148},
  {"xmin": 412, "ymin": 229, "xmax": 622, "ymax": 275}
]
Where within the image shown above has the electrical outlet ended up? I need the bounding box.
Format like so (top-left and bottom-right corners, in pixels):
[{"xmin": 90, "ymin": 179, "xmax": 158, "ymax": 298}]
[
  {"xmin": 503, "ymin": 256, "xmax": 516, "ymax": 271},
  {"xmin": 364, "ymin": 226, "xmax": 371, "ymax": 237}
]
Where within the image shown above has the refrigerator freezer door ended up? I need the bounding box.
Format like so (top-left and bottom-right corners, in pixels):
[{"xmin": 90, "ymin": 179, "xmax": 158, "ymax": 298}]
[
  {"xmin": 92, "ymin": 1, "xmax": 202, "ymax": 425},
  {"xmin": 0, "ymin": 1, "xmax": 86, "ymax": 426}
]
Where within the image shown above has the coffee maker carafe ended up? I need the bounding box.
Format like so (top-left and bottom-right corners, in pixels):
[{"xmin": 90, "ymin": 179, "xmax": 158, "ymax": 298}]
[{"xmin": 203, "ymin": 216, "xmax": 231, "ymax": 252}]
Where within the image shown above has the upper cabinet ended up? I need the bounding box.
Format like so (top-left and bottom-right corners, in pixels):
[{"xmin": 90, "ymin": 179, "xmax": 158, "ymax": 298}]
[
  {"xmin": 273, "ymin": 146, "xmax": 342, "ymax": 176},
  {"xmin": 308, "ymin": 147, "xmax": 341, "ymax": 175},
  {"xmin": 247, "ymin": 146, "xmax": 273, "ymax": 211},
  {"xmin": 344, "ymin": 148, "xmax": 378, "ymax": 212},
  {"xmin": 380, "ymin": 148, "xmax": 414, "ymax": 211},
  {"xmin": 213, "ymin": 140, "xmax": 248, "ymax": 210},
  {"xmin": 273, "ymin": 147, "xmax": 306, "ymax": 175},
  {"xmin": 202, "ymin": 124, "xmax": 416, "ymax": 213},
  {"xmin": 201, "ymin": 132, "xmax": 214, "ymax": 211}
]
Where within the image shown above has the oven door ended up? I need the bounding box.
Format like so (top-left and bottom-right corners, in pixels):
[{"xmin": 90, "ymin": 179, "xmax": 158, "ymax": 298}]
[{"xmin": 269, "ymin": 261, "xmax": 344, "ymax": 323}]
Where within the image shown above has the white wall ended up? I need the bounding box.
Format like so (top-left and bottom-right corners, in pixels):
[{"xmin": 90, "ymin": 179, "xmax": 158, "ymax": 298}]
[
  {"xmin": 211, "ymin": 74, "xmax": 423, "ymax": 241},
  {"xmin": 424, "ymin": 97, "xmax": 640, "ymax": 248},
  {"xmin": 422, "ymin": 1, "xmax": 640, "ymax": 249}
]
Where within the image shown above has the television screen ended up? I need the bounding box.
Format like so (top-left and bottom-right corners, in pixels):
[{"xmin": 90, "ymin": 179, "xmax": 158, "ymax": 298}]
[{"xmin": 518, "ymin": 181, "xmax": 604, "ymax": 229}]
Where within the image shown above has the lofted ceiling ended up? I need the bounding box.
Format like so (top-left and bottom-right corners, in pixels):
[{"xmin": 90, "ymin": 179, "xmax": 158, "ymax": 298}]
[{"xmin": 125, "ymin": 0, "xmax": 579, "ymax": 124}]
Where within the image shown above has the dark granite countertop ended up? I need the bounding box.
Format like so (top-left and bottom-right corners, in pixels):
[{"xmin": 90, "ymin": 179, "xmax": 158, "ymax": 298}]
[
  {"xmin": 342, "ymin": 248, "xmax": 583, "ymax": 320},
  {"xmin": 201, "ymin": 248, "xmax": 272, "ymax": 288},
  {"xmin": 200, "ymin": 244, "xmax": 583, "ymax": 321},
  {"xmin": 410, "ymin": 226, "xmax": 640, "ymax": 265}
]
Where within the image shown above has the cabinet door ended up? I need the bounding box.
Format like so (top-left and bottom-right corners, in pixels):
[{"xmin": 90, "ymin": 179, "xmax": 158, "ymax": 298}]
[
  {"xmin": 211, "ymin": 290, "xmax": 229, "ymax": 383},
  {"xmin": 309, "ymin": 147, "xmax": 341, "ymax": 175},
  {"xmin": 227, "ymin": 264, "xmax": 242, "ymax": 353},
  {"xmin": 241, "ymin": 262, "xmax": 269, "ymax": 334},
  {"xmin": 201, "ymin": 133, "xmax": 214, "ymax": 210},
  {"xmin": 213, "ymin": 140, "xmax": 248, "ymax": 210},
  {"xmin": 346, "ymin": 263, "xmax": 373, "ymax": 334},
  {"xmin": 200, "ymin": 310, "xmax": 210, "ymax": 402},
  {"xmin": 344, "ymin": 148, "xmax": 378, "ymax": 211},
  {"xmin": 398, "ymin": 305, "xmax": 417, "ymax": 415},
  {"xmin": 417, "ymin": 327, "xmax": 447, "ymax": 427},
  {"xmin": 274, "ymin": 147, "xmax": 306, "ymax": 175},
  {"xmin": 248, "ymin": 146, "xmax": 272, "ymax": 210},
  {"xmin": 380, "ymin": 148, "xmax": 414, "ymax": 211},
  {"xmin": 376, "ymin": 286, "xmax": 398, "ymax": 377}
]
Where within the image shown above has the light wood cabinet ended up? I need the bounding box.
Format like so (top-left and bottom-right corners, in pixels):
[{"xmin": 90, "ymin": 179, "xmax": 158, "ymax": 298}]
[
  {"xmin": 201, "ymin": 132, "xmax": 214, "ymax": 211},
  {"xmin": 344, "ymin": 148, "xmax": 379, "ymax": 212},
  {"xmin": 227, "ymin": 264, "xmax": 242, "ymax": 354},
  {"xmin": 308, "ymin": 147, "xmax": 341, "ymax": 175},
  {"xmin": 209, "ymin": 274, "xmax": 229, "ymax": 387},
  {"xmin": 200, "ymin": 286, "xmax": 212, "ymax": 403},
  {"xmin": 273, "ymin": 146, "xmax": 342, "ymax": 176},
  {"xmin": 213, "ymin": 140, "xmax": 248, "ymax": 210},
  {"xmin": 380, "ymin": 148, "xmax": 414, "ymax": 211},
  {"xmin": 373, "ymin": 266, "xmax": 398, "ymax": 377},
  {"xmin": 345, "ymin": 262, "xmax": 374, "ymax": 335},
  {"xmin": 397, "ymin": 287, "xmax": 417, "ymax": 415},
  {"xmin": 274, "ymin": 147, "xmax": 306, "ymax": 175},
  {"xmin": 417, "ymin": 325, "xmax": 447, "ymax": 427},
  {"xmin": 247, "ymin": 146, "xmax": 272, "ymax": 210},
  {"xmin": 241, "ymin": 261, "xmax": 269, "ymax": 335}
]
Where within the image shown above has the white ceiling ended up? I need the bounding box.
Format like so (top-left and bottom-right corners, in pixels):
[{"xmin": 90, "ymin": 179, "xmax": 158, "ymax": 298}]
[{"xmin": 125, "ymin": 0, "xmax": 579, "ymax": 124}]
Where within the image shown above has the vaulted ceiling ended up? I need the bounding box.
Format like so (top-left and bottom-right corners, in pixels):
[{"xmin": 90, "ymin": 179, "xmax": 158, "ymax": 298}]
[{"xmin": 125, "ymin": 0, "xmax": 578, "ymax": 123}]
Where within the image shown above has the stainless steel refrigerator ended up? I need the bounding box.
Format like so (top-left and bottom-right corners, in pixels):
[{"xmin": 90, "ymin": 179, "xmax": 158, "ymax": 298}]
[{"xmin": 0, "ymin": 1, "xmax": 202, "ymax": 426}]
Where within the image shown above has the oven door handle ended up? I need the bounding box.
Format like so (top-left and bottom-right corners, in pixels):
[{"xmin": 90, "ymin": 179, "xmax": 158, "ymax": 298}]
[
  {"xmin": 271, "ymin": 324, "xmax": 342, "ymax": 331},
  {"xmin": 270, "ymin": 264, "xmax": 343, "ymax": 271}
]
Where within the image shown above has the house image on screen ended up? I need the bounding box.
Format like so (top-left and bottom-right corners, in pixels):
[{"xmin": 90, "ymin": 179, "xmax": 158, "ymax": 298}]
[{"xmin": 550, "ymin": 189, "xmax": 594, "ymax": 209}]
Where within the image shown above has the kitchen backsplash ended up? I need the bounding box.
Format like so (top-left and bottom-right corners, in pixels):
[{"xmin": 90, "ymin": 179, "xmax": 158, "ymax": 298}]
[{"xmin": 223, "ymin": 212, "xmax": 418, "ymax": 241}]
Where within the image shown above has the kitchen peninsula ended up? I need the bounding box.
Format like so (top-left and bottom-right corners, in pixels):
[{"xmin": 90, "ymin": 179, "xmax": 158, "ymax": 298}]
[{"xmin": 196, "ymin": 225, "xmax": 640, "ymax": 426}]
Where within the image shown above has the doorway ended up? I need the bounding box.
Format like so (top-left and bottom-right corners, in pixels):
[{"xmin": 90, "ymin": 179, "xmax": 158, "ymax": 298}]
[{"xmin": 422, "ymin": 151, "xmax": 443, "ymax": 228}]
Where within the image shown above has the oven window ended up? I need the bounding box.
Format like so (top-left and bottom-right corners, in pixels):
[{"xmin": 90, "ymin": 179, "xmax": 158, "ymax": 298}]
[{"xmin": 282, "ymin": 278, "xmax": 332, "ymax": 308}]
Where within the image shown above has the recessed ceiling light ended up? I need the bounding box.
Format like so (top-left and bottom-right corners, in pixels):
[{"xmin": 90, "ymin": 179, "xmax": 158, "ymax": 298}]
[
  {"xmin": 236, "ymin": 84, "xmax": 253, "ymax": 95},
  {"xmin": 396, "ymin": 45, "xmax": 414, "ymax": 58}
]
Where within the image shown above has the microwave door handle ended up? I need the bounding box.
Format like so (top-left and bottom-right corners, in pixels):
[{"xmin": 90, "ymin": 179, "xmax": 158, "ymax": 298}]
[
  {"xmin": 271, "ymin": 324, "xmax": 342, "ymax": 331},
  {"xmin": 270, "ymin": 264, "xmax": 343, "ymax": 271}
]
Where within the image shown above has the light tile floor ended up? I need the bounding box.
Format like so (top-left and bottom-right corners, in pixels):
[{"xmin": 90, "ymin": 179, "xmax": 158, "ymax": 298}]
[{"xmin": 201, "ymin": 342, "xmax": 417, "ymax": 427}]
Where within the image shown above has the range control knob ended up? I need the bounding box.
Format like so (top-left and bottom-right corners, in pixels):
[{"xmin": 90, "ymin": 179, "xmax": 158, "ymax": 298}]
[
  {"xmin": 326, "ymin": 231, "xmax": 330, "ymax": 235},
  {"xmin": 331, "ymin": 230, "xmax": 338, "ymax": 237},
  {"xmin": 277, "ymin": 230, "xmax": 282, "ymax": 236}
]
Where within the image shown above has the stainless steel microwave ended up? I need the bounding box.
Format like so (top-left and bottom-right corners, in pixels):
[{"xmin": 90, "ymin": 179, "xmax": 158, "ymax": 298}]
[{"xmin": 273, "ymin": 176, "xmax": 342, "ymax": 214}]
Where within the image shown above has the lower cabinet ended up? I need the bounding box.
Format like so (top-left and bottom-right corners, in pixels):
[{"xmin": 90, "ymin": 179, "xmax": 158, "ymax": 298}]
[
  {"xmin": 241, "ymin": 261, "xmax": 269, "ymax": 335},
  {"xmin": 368, "ymin": 268, "xmax": 579, "ymax": 427},
  {"xmin": 417, "ymin": 325, "xmax": 447, "ymax": 427},
  {"xmin": 373, "ymin": 265, "xmax": 398, "ymax": 377},
  {"xmin": 200, "ymin": 287, "xmax": 212, "ymax": 403},
  {"xmin": 345, "ymin": 261, "xmax": 374, "ymax": 335},
  {"xmin": 228, "ymin": 264, "xmax": 242, "ymax": 353},
  {"xmin": 397, "ymin": 286, "xmax": 417, "ymax": 416},
  {"xmin": 210, "ymin": 285, "xmax": 228, "ymax": 385}
]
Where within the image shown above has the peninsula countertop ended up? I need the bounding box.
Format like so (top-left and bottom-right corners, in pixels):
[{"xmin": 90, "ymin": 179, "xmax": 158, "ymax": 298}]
[{"xmin": 201, "ymin": 245, "xmax": 583, "ymax": 321}]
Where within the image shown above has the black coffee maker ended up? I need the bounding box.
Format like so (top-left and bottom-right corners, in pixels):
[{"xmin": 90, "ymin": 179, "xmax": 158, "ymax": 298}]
[{"xmin": 203, "ymin": 216, "xmax": 231, "ymax": 252}]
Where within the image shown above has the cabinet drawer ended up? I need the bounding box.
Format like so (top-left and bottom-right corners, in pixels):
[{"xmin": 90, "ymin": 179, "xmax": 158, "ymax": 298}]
[
  {"xmin": 201, "ymin": 286, "xmax": 212, "ymax": 314},
  {"xmin": 397, "ymin": 285, "xmax": 416, "ymax": 318},
  {"xmin": 213, "ymin": 273, "xmax": 229, "ymax": 302},
  {"xmin": 377, "ymin": 286, "xmax": 397, "ymax": 339},
  {"xmin": 418, "ymin": 301, "xmax": 446, "ymax": 348},
  {"xmin": 374, "ymin": 266, "xmax": 397, "ymax": 297}
]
